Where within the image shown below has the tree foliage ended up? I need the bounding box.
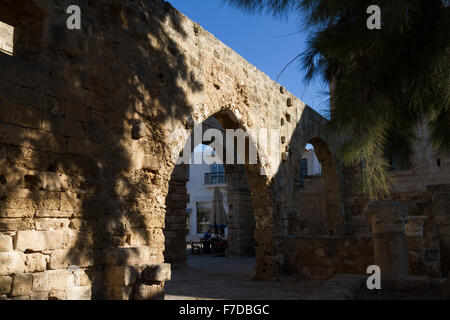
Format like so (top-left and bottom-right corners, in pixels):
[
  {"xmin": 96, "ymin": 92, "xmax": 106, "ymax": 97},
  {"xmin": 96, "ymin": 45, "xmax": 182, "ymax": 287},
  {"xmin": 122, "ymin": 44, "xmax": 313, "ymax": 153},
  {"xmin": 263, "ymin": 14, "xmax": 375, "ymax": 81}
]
[{"xmin": 225, "ymin": 0, "xmax": 450, "ymax": 199}]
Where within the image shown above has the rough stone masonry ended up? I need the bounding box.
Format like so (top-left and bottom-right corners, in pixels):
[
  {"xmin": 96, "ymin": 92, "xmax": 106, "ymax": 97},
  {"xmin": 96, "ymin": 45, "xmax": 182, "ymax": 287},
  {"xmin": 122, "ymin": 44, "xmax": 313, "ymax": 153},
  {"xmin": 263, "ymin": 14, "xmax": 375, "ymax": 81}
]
[{"xmin": 0, "ymin": 0, "xmax": 449, "ymax": 300}]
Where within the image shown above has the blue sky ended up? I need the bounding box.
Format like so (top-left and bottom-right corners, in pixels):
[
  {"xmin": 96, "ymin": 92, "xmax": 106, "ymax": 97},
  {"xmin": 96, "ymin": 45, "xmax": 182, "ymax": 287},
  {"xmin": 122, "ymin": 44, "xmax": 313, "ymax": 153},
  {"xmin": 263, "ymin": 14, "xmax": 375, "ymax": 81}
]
[{"xmin": 168, "ymin": 0, "xmax": 330, "ymax": 116}]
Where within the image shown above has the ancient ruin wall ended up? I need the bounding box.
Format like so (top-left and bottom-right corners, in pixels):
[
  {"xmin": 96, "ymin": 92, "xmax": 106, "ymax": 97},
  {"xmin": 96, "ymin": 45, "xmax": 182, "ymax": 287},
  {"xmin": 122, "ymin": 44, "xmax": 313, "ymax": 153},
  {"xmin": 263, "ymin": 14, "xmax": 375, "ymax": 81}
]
[
  {"xmin": 1, "ymin": 0, "xmax": 448, "ymax": 299},
  {"xmin": 283, "ymin": 236, "xmax": 374, "ymax": 279},
  {"xmin": 0, "ymin": 0, "xmax": 332, "ymax": 299}
]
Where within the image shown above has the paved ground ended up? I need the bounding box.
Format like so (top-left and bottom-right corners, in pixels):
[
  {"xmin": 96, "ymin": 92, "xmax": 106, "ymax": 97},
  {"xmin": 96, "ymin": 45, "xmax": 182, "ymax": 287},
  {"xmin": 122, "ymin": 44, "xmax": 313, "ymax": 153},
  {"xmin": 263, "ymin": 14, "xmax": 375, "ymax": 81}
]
[
  {"xmin": 164, "ymin": 250, "xmax": 448, "ymax": 300},
  {"xmin": 165, "ymin": 251, "xmax": 328, "ymax": 300}
]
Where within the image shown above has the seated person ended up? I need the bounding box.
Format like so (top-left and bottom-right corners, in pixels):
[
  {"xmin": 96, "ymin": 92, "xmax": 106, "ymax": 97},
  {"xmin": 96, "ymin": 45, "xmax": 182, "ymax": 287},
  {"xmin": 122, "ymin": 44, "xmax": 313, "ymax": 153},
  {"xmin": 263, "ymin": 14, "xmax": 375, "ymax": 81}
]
[
  {"xmin": 203, "ymin": 229, "xmax": 213, "ymax": 240},
  {"xmin": 202, "ymin": 229, "xmax": 213, "ymax": 253}
]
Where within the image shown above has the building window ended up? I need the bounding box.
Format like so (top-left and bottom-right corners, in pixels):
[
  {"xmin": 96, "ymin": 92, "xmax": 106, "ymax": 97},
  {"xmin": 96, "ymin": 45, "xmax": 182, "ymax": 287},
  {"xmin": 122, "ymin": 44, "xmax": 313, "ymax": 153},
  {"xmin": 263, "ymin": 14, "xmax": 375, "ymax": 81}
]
[
  {"xmin": 210, "ymin": 164, "xmax": 224, "ymax": 174},
  {"xmin": 196, "ymin": 203, "xmax": 211, "ymax": 234},
  {"xmin": 204, "ymin": 164, "xmax": 226, "ymax": 185},
  {"xmin": 0, "ymin": 21, "xmax": 14, "ymax": 56},
  {"xmin": 186, "ymin": 208, "xmax": 192, "ymax": 232}
]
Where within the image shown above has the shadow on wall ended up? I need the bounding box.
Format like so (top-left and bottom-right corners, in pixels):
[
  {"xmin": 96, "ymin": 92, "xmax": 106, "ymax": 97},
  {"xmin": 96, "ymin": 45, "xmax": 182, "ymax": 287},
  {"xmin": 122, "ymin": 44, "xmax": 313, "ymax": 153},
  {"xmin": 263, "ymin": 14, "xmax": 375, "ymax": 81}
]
[{"xmin": 0, "ymin": 0, "xmax": 203, "ymax": 299}]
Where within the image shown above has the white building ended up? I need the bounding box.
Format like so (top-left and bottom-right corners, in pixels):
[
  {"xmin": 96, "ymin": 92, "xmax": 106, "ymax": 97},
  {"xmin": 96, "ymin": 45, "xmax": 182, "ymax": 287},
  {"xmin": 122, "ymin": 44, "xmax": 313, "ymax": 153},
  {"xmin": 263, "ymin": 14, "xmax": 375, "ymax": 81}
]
[
  {"xmin": 185, "ymin": 145, "xmax": 321, "ymax": 241},
  {"xmin": 301, "ymin": 148, "xmax": 322, "ymax": 177},
  {"xmin": 186, "ymin": 146, "xmax": 229, "ymax": 241}
]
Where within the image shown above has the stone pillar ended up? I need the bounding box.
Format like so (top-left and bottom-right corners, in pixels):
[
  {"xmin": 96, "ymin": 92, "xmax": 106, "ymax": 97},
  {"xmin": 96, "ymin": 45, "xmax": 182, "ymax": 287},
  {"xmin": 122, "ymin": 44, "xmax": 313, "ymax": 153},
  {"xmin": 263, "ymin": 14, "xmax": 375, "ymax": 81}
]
[
  {"xmin": 406, "ymin": 216, "xmax": 428, "ymax": 275},
  {"xmin": 366, "ymin": 202, "xmax": 409, "ymax": 275},
  {"xmin": 225, "ymin": 165, "xmax": 255, "ymax": 257},
  {"xmin": 164, "ymin": 164, "xmax": 189, "ymax": 268},
  {"xmin": 428, "ymin": 184, "xmax": 450, "ymax": 276}
]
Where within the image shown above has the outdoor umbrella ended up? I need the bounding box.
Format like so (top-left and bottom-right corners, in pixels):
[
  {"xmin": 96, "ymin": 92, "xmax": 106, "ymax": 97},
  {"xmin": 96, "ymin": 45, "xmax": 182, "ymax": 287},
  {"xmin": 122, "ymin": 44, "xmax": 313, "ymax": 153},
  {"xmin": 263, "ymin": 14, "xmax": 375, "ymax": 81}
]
[{"xmin": 210, "ymin": 187, "xmax": 227, "ymax": 236}]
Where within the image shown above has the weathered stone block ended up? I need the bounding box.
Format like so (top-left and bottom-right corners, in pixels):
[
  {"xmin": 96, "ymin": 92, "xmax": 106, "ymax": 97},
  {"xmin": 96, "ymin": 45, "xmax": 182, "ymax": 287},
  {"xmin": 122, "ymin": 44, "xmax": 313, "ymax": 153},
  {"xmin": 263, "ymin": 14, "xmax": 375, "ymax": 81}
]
[
  {"xmin": 0, "ymin": 276, "xmax": 12, "ymax": 294},
  {"xmin": 24, "ymin": 253, "xmax": 48, "ymax": 273},
  {"xmin": 60, "ymin": 191, "xmax": 83, "ymax": 212},
  {"xmin": 104, "ymin": 246, "xmax": 151, "ymax": 266},
  {"xmin": 29, "ymin": 129, "xmax": 67, "ymax": 154},
  {"xmin": 0, "ymin": 218, "xmax": 34, "ymax": 231},
  {"xmin": 5, "ymin": 146, "xmax": 48, "ymax": 172},
  {"xmin": 134, "ymin": 283, "xmax": 164, "ymax": 300},
  {"xmin": 0, "ymin": 208, "xmax": 35, "ymax": 219},
  {"xmin": 67, "ymin": 137, "xmax": 101, "ymax": 157},
  {"xmin": 10, "ymin": 295, "xmax": 30, "ymax": 300},
  {"xmin": 0, "ymin": 234, "xmax": 13, "ymax": 252},
  {"xmin": 15, "ymin": 230, "xmax": 66, "ymax": 252},
  {"xmin": 66, "ymin": 286, "xmax": 91, "ymax": 300},
  {"xmin": 128, "ymin": 228, "xmax": 165, "ymax": 247},
  {"xmin": 35, "ymin": 210, "xmax": 73, "ymax": 218},
  {"xmin": 49, "ymin": 289, "xmax": 67, "ymax": 300},
  {"xmin": 11, "ymin": 273, "xmax": 32, "ymax": 297},
  {"xmin": 104, "ymin": 266, "xmax": 142, "ymax": 287},
  {"xmin": 129, "ymin": 214, "xmax": 165, "ymax": 229},
  {"xmin": 25, "ymin": 171, "xmax": 70, "ymax": 192},
  {"xmin": 141, "ymin": 263, "xmax": 171, "ymax": 283},
  {"xmin": 68, "ymin": 231, "xmax": 94, "ymax": 249},
  {"xmin": 32, "ymin": 270, "xmax": 75, "ymax": 292},
  {"xmin": 69, "ymin": 218, "xmax": 101, "ymax": 231},
  {"xmin": 0, "ymin": 252, "xmax": 25, "ymax": 275},
  {"xmin": 65, "ymin": 101, "xmax": 89, "ymax": 122},
  {"xmin": 50, "ymin": 249, "xmax": 93, "ymax": 269},
  {"xmin": 42, "ymin": 114, "xmax": 85, "ymax": 139},
  {"xmin": 132, "ymin": 121, "xmax": 147, "ymax": 140},
  {"xmin": 15, "ymin": 107, "xmax": 42, "ymax": 130},
  {"xmin": 35, "ymin": 218, "xmax": 70, "ymax": 231},
  {"xmin": 143, "ymin": 155, "xmax": 160, "ymax": 172},
  {"xmin": 0, "ymin": 123, "xmax": 31, "ymax": 148},
  {"xmin": 0, "ymin": 189, "xmax": 60, "ymax": 212},
  {"xmin": 73, "ymin": 269, "xmax": 91, "ymax": 286},
  {"xmin": 30, "ymin": 292, "xmax": 49, "ymax": 300}
]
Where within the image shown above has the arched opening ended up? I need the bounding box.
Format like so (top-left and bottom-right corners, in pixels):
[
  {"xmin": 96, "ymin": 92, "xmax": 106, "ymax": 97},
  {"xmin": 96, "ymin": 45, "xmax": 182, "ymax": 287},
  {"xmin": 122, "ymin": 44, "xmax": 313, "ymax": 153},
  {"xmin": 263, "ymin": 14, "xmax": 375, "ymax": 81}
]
[
  {"xmin": 183, "ymin": 143, "xmax": 255, "ymax": 257},
  {"xmin": 162, "ymin": 110, "xmax": 274, "ymax": 298},
  {"xmin": 186, "ymin": 144, "xmax": 229, "ymax": 241},
  {"xmin": 295, "ymin": 137, "xmax": 343, "ymax": 236}
]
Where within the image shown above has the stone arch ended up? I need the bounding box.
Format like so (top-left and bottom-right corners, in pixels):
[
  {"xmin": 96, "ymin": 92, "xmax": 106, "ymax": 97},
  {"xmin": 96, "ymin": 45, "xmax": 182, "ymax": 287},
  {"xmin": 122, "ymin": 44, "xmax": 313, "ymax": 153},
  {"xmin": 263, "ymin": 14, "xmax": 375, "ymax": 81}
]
[
  {"xmin": 303, "ymin": 137, "xmax": 344, "ymax": 236},
  {"xmin": 163, "ymin": 107, "xmax": 279, "ymax": 279}
]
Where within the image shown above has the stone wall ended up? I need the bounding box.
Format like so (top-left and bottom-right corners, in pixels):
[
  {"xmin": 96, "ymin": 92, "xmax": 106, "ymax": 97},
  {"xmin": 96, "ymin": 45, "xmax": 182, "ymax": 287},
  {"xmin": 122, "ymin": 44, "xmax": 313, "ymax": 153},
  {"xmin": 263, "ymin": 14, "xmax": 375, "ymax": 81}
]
[
  {"xmin": 342, "ymin": 124, "xmax": 450, "ymax": 238},
  {"xmin": 0, "ymin": 0, "xmax": 332, "ymax": 299},
  {"xmin": 290, "ymin": 176, "xmax": 327, "ymax": 235},
  {"xmin": 164, "ymin": 165, "xmax": 188, "ymax": 269},
  {"xmin": 0, "ymin": 0, "xmax": 448, "ymax": 300},
  {"xmin": 283, "ymin": 236, "xmax": 374, "ymax": 279},
  {"xmin": 282, "ymin": 133, "xmax": 347, "ymax": 240},
  {"xmin": 226, "ymin": 165, "xmax": 255, "ymax": 257},
  {"xmin": 428, "ymin": 185, "xmax": 450, "ymax": 276}
]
